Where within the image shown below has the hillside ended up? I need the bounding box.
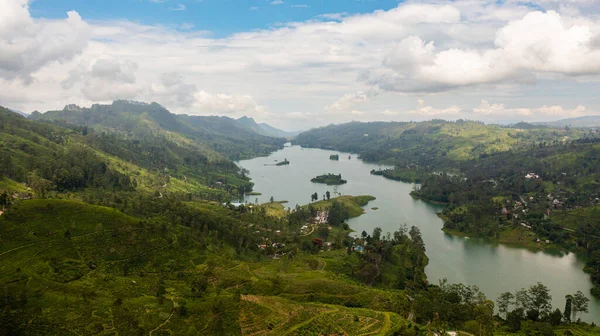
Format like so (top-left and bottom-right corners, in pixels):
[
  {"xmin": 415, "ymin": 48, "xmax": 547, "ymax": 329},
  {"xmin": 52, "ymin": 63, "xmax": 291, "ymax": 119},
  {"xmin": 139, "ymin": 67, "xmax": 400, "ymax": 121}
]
[
  {"xmin": 0, "ymin": 198, "xmax": 426, "ymax": 335},
  {"xmin": 294, "ymin": 120, "xmax": 589, "ymax": 166},
  {"xmin": 30, "ymin": 100, "xmax": 286, "ymax": 161},
  {"xmin": 0, "ymin": 105, "xmax": 252, "ymax": 200},
  {"xmin": 538, "ymin": 116, "xmax": 600, "ymax": 128}
]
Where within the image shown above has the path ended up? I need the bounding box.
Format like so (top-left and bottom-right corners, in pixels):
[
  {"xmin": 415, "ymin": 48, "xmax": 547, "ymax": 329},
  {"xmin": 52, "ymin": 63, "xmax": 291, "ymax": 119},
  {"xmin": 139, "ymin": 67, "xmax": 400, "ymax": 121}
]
[{"xmin": 149, "ymin": 296, "xmax": 176, "ymax": 336}]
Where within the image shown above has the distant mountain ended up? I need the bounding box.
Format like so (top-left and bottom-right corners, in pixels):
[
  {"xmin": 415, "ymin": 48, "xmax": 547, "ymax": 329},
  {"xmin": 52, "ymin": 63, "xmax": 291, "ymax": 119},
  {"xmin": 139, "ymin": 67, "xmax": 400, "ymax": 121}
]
[
  {"xmin": 30, "ymin": 100, "xmax": 286, "ymax": 160},
  {"xmin": 234, "ymin": 116, "xmax": 299, "ymax": 138},
  {"xmin": 7, "ymin": 108, "xmax": 29, "ymax": 118},
  {"xmin": 258, "ymin": 122, "xmax": 300, "ymax": 138},
  {"xmin": 294, "ymin": 119, "xmax": 587, "ymax": 165},
  {"xmin": 537, "ymin": 115, "xmax": 600, "ymax": 128}
]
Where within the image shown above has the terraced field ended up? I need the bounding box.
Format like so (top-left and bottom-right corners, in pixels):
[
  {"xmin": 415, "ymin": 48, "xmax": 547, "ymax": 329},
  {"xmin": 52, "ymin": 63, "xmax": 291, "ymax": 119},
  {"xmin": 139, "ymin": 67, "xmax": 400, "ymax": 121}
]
[{"xmin": 240, "ymin": 295, "xmax": 406, "ymax": 336}]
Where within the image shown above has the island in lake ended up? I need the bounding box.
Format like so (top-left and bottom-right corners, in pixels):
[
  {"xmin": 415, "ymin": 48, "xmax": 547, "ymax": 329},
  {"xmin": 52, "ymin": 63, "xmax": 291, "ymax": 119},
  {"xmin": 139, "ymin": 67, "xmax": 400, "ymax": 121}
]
[
  {"xmin": 264, "ymin": 158, "xmax": 290, "ymax": 166},
  {"xmin": 329, "ymin": 154, "xmax": 339, "ymax": 161},
  {"xmin": 311, "ymin": 173, "xmax": 347, "ymax": 185}
]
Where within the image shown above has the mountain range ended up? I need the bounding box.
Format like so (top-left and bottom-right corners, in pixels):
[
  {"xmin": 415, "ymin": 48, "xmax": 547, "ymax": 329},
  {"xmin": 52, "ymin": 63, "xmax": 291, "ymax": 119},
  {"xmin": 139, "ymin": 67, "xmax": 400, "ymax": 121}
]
[{"xmin": 28, "ymin": 100, "xmax": 289, "ymax": 160}]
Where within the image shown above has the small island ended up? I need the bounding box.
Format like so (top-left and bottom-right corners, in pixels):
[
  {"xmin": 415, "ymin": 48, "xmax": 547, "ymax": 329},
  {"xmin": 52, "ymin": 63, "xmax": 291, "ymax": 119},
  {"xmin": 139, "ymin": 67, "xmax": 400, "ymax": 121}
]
[
  {"xmin": 265, "ymin": 158, "xmax": 290, "ymax": 166},
  {"xmin": 329, "ymin": 154, "xmax": 339, "ymax": 161},
  {"xmin": 311, "ymin": 173, "xmax": 347, "ymax": 185}
]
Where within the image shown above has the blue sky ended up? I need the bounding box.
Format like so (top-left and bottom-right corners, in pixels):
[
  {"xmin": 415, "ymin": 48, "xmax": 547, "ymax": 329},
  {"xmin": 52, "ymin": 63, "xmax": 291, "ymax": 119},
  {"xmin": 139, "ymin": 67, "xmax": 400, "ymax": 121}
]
[{"xmin": 30, "ymin": 0, "xmax": 404, "ymax": 36}]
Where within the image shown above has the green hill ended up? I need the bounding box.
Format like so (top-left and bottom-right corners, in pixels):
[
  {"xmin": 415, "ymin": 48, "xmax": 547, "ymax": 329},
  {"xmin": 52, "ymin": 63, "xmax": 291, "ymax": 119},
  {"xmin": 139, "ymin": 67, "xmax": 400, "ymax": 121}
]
[
  {"xmin": 31, "ymin": 100, "xmax": 286, "ymax": 161},
  {"xmin": 294, "ymin": 120, "xmax": 589, "ymax": 166},
  {"xmin": 0, "ymin": 199, "xmax": 420, "ymax": 335}
]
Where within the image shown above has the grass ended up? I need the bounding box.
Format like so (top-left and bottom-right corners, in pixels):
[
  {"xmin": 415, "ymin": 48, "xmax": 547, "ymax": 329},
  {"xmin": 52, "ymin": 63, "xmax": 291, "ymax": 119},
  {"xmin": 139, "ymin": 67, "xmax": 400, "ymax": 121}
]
[
  {"xmin": 0, "ymin": 177, "xmax": 29, "ymax": 193},
  {"xmin": 307, "ymin": 195, "xmax": 376, "ymax": 218}
]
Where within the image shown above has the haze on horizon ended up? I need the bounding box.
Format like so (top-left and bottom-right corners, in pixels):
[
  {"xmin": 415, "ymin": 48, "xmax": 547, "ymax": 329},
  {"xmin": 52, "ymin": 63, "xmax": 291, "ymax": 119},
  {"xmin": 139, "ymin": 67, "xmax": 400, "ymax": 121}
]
[{"xmin": 2, "ymin": 0, "xmax": 600, "ymax": 131}]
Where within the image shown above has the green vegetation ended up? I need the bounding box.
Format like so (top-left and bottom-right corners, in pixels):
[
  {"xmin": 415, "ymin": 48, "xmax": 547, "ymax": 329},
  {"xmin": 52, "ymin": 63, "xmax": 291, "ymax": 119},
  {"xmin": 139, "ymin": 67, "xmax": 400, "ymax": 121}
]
[
  {"xmin": 308, "ymin": 195, "xmax": 376, "ymax": 218},
  {"xmin": 31, "ymin": 100, "xmax": 286, "ymax": 161},
  {"xmin": 371, "ymin": 168, "xmax": 431, "ymax": 183},
  {"xmin": 276, "ymin": 158, "xmax": 290, "ymax": 166},
  {"xmin": 2, "ymin": 106, "xmax": 599, "ymax": 334},
  {"xmin": 295, "ymin": 120, "xmax": 587, "ymax": 166},
  {"xmin": 311, "ymin": 173, "xmax": 347, "ymax": 185},
  {"xmin": 296, "ymin": 119, "xmax": 600, "ymax": 300},
  {"xmin": 329, "ymin": 154, "xmax": 340, "ymax": 160}
]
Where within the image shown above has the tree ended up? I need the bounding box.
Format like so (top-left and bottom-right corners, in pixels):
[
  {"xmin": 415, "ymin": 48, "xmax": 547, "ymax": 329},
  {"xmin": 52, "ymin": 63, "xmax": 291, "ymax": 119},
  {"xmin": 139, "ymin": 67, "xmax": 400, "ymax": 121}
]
[
  {"xmin": 372, "ymin": 227, "xmax": 382, "ymax": 241},
  {"xmin": 515, "ymin": 288, "xmax": 529, "ymax": 310},
  {"xmin": 326, "ymin": 191, "xmax": 331, "ymax": 200},
  {"xmin": 563, "ymin": 295, "xmax": 572, "ymax": 323},
  {"xmin": 506, "ymin": 308, "xmax": 524, "ymax": 332},
  {"xmin": 528, "ymin": 282, "xmax": 552, "ymax": 319},
  {"xmin": 409, "ymin": 226, "xmax": 425, "ymax": 252},
  {"xmin": 571, "ymin": 291, "xmax": 590, "ymax": 321},
  {"xmin": 549, "ymin": 308, "xmax": 562, "ymax": 326},
  {"xmin": 497, "ymin": 292, "xmax": 515, "ymax": 319},
  {"xmin": 270, "ymin": 196, "xmax": 274, "ymax": 203}
]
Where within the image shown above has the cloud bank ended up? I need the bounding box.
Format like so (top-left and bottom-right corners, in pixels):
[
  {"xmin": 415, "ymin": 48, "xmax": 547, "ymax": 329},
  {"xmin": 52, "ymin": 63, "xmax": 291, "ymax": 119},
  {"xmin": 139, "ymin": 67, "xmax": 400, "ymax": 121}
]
[{"xmin": 1, "ymin": 0, "xmax": 600, "ymax": 129}]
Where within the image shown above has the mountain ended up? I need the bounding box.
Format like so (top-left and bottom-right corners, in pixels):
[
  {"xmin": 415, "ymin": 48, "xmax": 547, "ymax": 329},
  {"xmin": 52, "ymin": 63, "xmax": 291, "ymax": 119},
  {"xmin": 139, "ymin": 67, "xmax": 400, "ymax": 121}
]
[
  {"xmin": 294, "ymin": 120, "xmax": 590, "ymax": 165},
  {"xmin": 30, "ymin": 100, "xmax": 286, "ymax": 160},
  {"xmin": 538, "ymin": 115, "xmax": 600, "ymax": 128},
  {"xmin": 258, "ymin": 122, "xmax": 300, "ymax": 138},
  {"xmin": 234, "ymin": 116, "xmax": 299, "ymax": 138},
  {"xmin": 7, "ymin": 108, "xmax": 29, "ymax": 118}
]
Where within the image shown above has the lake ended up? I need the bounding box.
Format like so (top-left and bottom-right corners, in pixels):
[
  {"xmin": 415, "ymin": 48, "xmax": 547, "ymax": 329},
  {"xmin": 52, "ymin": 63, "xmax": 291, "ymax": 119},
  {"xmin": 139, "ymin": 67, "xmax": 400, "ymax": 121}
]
[{"xmin": 238, "ymin": 144, "xmax": 600, "ymax": 323}]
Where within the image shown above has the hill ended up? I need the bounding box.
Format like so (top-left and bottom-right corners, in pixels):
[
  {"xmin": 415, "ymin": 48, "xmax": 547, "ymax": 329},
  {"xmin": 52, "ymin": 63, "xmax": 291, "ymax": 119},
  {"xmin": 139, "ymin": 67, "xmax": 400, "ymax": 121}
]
[
  {"xmin": 0, "ymin": 104, "xmax": 254, "ymax": 200},
  {"xmin": 294, "ymin": 120, "xmax": 590, "ymax": 166},
  {"xmin": 30, "ymin": 100, "xmax": 286, "ymax": 161},
  {"xmin": 0, "ymin": 198, "xmax": 424, "ymax": 335},
  {"xmin": 7, "ymin": 108, "xmax": 29, "ymax": 118},
  {"xmin": 258, "ymin": 122, "xmax": 300, "ymax": 138},
  {"xmin": 538, "ymin": 116, "xmax": 600, "ymax": 128}
]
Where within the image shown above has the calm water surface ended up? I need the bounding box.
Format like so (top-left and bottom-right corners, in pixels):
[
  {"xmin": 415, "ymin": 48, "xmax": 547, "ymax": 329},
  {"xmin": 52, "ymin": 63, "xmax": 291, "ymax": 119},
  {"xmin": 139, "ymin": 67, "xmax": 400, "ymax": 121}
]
[{"xmin": 238, "ymin": 145, "xmax": 600, "ymax": 323}]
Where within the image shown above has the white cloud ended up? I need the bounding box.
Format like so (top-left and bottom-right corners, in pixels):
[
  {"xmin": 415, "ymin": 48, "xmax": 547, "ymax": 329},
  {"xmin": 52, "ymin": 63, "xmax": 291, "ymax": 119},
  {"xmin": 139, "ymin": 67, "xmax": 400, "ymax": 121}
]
[
  {"xmin": 192, "ymin": 91, "xmax": 270, "ymax": 119},
  {"xmin": 170, "ymin": 4, "xmax": 186, "ymax": 11},
  {"xmin": 382, "ymin": 99, "xmax": 462, "ymax": 118},
  {"xmin": 3, "ymin": 0, "xmax": 600, "ymax": 129},
  {"xmin": 291, "ymin": 4, "xmax": 309, "ymax": 8},
  {"xmin": 473, "ymin": 100, "xmax": 593, "ymax": 120},
  {"xmin": 249, "ymin": 6, "xmax": 259, "ymax": 11},
  {"xmin": 368, "ymin": 10, "xmax": 600, "ymax": 92},
  {"xmin": 326, "ymin": 91, "xmax": 377, "ymax": 113},
  {"xmin": 270, "ymin": 0, "xmax": 284, "ymax": 5},
  {"xmin": 0, "ymin": 0, "xmax": 89, "ymax": 82}
]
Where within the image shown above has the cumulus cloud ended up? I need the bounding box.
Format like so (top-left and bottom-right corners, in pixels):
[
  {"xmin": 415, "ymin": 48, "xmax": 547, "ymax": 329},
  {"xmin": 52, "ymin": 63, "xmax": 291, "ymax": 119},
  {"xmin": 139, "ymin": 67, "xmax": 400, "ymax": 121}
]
[
  {"xmin": 368, "ymin": 10, "xmax": 600, "ymax": 92},
  {"xmin": 3, "ymin": 0, "xmax": 600, "ymax": 129},
  {"xmin": 383, "ymin": 99, "xmax": 463, "ymax": 118},
  {"xmin": 192, "ymin": 91, "xmax": 270, "ymax": 119},
  {"xmin": 326, "ymin": 91, "xmax": 378, "ymax": 113},
  {"xmin": 380, "ymin": 99, "xmax": 595, "ymax": 123},
  {"xmin": 0, "ymin": 0, "xmax": 89, "ymax": 82},
  {"xmin": 473, "ymin": 100, "xmax": 593, "ymax": 120}
]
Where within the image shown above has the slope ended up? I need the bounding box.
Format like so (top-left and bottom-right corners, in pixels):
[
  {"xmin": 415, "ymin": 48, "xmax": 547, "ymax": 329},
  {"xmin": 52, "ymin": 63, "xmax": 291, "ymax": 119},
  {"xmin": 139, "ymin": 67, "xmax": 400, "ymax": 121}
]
[
  {"xmin": 294, "ymin": 120, "xmax": 588, "ymax": 166},
  {"xmin": 0, "ymin": 105, "xmax": 250, "ymax": 200},
  {"xmin": 31, "ymin": 100, "xmax": 286, "ymax": 161}
]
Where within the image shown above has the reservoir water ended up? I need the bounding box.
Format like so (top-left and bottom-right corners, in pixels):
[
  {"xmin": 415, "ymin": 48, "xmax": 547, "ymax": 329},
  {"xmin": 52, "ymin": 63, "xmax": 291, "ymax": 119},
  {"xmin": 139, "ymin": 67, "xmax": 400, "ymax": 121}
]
[{"xmin": 239, "ymin": 144, "xmax": 600, "ymax": 323}]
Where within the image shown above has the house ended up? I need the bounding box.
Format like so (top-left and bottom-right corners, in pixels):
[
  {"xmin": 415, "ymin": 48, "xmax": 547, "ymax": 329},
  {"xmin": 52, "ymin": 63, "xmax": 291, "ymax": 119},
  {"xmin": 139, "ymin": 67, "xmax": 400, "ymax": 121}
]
[{"xmin": 525, "ymin": 173, "xmax": 540, "ymax": 179}]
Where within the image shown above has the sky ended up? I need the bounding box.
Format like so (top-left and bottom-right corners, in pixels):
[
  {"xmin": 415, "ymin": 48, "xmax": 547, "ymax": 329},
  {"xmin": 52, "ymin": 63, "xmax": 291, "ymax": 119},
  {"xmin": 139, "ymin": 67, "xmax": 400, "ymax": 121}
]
[{"xmin": 2, "ymin": 0, "xmax": 600, "ymax": 130}]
